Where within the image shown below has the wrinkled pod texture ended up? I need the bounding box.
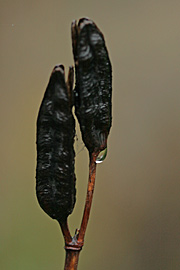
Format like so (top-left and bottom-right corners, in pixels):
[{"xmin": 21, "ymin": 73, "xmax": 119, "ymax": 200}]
[
  {"xmin": 72, "ymin": 18, "xmax": 112, "ymax": 154},
  {"xmin": 36, "ymin": 65, "xmax": 76, "ymax": 222}
]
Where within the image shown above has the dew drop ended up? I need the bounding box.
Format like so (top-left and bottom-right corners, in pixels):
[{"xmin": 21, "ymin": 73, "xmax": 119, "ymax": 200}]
[{"xmin": 95, "ymin": 148, "xmax": 107, "ymax": 164}]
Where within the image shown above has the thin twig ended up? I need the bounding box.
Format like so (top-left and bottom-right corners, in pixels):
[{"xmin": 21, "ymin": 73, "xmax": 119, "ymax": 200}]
[
  {"xmin": 64, "ymin": 250, "xmax": 80, "ymax": 270},
  {"xmin": 59, "ymin": 152, "xmax": 98, "ymax": 269},
  {"xmin": 59, "ymin": 220, "xmax": 72, "ymax": 245},
  {"xmin": 77, "ymin": 152, "xmax": 97, "ymax": 244}
]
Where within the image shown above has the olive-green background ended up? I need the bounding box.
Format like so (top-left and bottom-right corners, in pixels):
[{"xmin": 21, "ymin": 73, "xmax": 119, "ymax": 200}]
[{"xmin": 1, "ymin": 1, "xmax": 180, "ymax": 269}]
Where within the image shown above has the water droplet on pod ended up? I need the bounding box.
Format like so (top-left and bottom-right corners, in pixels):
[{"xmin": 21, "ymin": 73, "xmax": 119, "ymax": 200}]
[{"xmin": 95, "ymin": 148, "xmax": 107, "ymax": 164}]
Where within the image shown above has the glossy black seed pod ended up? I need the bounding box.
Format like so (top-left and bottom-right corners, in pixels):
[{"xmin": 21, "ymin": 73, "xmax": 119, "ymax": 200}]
[
  {"xmin": 72, "ymin": 18, "xmax": 112, "ymax": 154},
  {"xmin": 36, "ymin": 65, "xmax": 76, "ymax": 222}
]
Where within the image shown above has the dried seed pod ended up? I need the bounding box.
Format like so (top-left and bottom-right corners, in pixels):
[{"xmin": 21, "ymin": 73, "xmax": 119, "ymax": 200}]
[
  {"xmin": 36, "ymin": 65, "xmax": 76, "ymax": 222},
  {"xmin": 72, "ymin": 18, "xmax": 112, "ymax": 154}
]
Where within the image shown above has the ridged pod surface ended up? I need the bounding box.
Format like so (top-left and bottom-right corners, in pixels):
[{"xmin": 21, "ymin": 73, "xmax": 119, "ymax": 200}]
[
  {"xmin": 36, "ymin": 65, "xmax": 76, "ymax": 222},
  {"xmin": 72, "ymin": 18, "xmax": 112, "ymax": 154}
]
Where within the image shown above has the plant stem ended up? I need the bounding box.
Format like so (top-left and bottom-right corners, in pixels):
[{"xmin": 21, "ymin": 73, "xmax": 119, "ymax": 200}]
[
  {"xmin": 60, "ymin": 152, "xmax": 97, "ymax": 269},
  {"xmin": 77, "ymin": 153, "xmax": 97, "ymax": 244},
  {"xmin": 64, "ymin": 250, "xmax": 80, "ymax": 270},
  {"xmin": 59, "ymin": 220, "xmax": 72, "ymax": 244}
]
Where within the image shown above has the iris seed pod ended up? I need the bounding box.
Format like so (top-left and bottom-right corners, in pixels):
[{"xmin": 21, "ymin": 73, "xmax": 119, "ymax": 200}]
[
  {"xmin": 72, "ymin": 18, "xmax": 112, "ymax": 154},
  {"xmin": 36, "ymin": 65, "xmax": 76, "ymax": 222}
]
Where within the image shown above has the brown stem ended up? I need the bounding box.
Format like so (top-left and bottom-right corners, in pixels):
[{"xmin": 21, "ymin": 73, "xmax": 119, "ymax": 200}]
[
  {"xmin": 59, "ymin": 221, "xmax": 81, "ymax": 270},
  {"xmin": 77, "ymin": 152, "xmax": 97, "ymax": 244},
  {"xmin": 59, "ymin": 152, "xmax": 97, "ymax": 269},
  {"xmin": 59, "ymin": 220, "xmax": 72, "ymax": 245},
  {"xmin": 64, "ymin": 250, "xmax": 80, "ymax": 270}
]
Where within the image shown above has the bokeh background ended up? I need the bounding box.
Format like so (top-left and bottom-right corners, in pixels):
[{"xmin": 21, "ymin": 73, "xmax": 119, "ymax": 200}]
[{"xmin": 1, "ymin": 1, "xmax": 180, "ymax": 269}]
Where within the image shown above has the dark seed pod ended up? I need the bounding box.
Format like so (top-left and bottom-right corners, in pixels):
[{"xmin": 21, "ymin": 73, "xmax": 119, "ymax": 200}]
[
  {"xmin": 72, "ymin": 18, "xmax": 112, "ymax": 154},
  {"xmin": 36, "ymin": 65, "xmax": 76, "ymax": 222}
]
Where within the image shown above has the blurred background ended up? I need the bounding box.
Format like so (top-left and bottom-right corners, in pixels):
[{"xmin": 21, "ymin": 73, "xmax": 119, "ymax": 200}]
[{"xmin": 1, "ymin": 0, "xmax": 180, "ymax": 269}]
